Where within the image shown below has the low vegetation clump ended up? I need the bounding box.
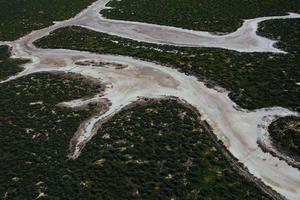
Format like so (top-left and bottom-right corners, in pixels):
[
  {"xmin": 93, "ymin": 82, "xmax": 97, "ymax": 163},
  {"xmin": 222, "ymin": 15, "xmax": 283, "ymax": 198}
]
[
  {"xmin": 269, "ymin": 116, "xmax": 300, "ymax": 161},
  {"xmin": 0, "ymin": 0, "xmax": 96, "ymax": 41},
  {"xmin": 35, "ymin": 19, "xmax": 300, "ymax": 111},
  {"xmin": 101, "ymin": 0, "xmax": 300, "ymax": 33},
  {"xmin": 0, "ymin": 74, "xmax": 272, "ymax": 199},
  {"xmin": 0, "ymin": 45, "xmax": 28, "ymax": 80}
]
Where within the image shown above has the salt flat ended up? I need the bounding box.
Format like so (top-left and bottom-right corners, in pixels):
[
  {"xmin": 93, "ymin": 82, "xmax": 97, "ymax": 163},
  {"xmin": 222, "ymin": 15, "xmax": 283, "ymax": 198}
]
[{"xmin": 1, "ymin": 0, "xmax": 300, "ymax": 199}]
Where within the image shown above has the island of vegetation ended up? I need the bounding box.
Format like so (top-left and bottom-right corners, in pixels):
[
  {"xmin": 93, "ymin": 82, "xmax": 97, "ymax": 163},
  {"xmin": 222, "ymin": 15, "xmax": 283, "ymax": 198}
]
[{"xmin": 269, "ymin": 117, "xmax": 300, "ymax": 162}]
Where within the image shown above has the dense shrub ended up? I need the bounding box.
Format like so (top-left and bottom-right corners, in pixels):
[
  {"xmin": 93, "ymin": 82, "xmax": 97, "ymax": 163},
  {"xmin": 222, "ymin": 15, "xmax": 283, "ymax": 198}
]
[
  {"xmin": 101, "ymin": 0, "xmax": 300, "ymax": 33},
  {"xmin": 0, "ymin": 0, "xmax": 96, "ymax": 40}
]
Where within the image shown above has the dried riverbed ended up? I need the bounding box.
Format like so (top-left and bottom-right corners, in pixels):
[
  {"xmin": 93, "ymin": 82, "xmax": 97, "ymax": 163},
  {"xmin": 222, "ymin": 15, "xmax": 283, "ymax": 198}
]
[{"xmin": 1, "ymin": 0, "xmax": 300, "ymax": 199}]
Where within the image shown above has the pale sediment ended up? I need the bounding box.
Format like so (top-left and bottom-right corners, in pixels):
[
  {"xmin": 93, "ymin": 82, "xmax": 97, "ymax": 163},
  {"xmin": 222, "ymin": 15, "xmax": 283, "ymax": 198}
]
[{"xmin": 1, "ymin": 0, "xmax": 300, "ymax": 199}]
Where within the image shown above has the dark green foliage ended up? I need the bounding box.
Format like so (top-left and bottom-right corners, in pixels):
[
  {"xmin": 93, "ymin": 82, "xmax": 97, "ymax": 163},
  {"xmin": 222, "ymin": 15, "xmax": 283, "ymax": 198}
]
[
  {"xmin": 258, "ymin": 19, "xmax": 300, "ymax": 54},
  {"xmin": 269, "ymin": 117, "xmax": 300, "ymax": 160},
  {"xmin": 0, "ymin": 73, "xmax": 101, "ymax": 199},
  {"xmin": 0, "ymin": 0, "xmax": 96, "ymax": 41},
  {"xmin": 1, "ymin": 1, "xmax": 299, "ymax": 198},
  {"xmin": 0, "ymin": 76, "xmax": 271, "ymax": 199},
  {"xmin": 101, "ymin": 0, "xmax": 300, "ymax": 33},
  {"xmin": 0, "ymin": 45, "xmax": 28, "ymax": 80},
  {"xmin": 35, "ymin": 19, "xmax": 300, "ymax": 110},
  {"xmin": 76, "ymin": 99, "xmax": 271, "ymax": 199}
]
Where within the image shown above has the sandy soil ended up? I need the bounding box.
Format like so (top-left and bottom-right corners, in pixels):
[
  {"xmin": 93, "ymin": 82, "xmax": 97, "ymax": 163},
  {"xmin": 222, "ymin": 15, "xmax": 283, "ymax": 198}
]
[{"xmin": 1, "ymin": 0, "xmax": 300, "ymax": 199}]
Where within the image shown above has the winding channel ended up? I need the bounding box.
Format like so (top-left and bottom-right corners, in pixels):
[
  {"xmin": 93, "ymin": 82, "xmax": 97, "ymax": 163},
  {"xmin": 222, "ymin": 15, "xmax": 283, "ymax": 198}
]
[{"xmin": 1, "ymin": 0, "xmax": 300, "ymax": 199}]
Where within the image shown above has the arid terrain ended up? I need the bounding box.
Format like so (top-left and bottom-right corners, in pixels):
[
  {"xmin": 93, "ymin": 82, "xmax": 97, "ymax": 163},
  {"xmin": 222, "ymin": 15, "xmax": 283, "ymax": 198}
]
[{"xmin": 1, "ymin": 0, "xmax": 300, "ymax": 199}]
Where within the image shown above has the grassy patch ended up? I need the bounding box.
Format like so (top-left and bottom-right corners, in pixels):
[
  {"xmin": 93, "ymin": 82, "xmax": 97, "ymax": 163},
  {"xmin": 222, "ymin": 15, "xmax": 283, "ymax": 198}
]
[
  {"xmin": 101, "ymin": 0, "xmax": 300, "ymax": 33},
  {"xmin": 35, "ymin": 19, "xmax": 300, "ymax": 110},
  {"xmin": 0, "ymin": 0, "xmax": 96, "ymax": 41}
]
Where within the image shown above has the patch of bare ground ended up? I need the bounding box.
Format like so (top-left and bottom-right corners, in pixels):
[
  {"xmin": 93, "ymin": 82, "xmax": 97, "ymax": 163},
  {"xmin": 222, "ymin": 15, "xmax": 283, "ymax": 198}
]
[
  {"xmin": 40, "ymin": 57, "xmax": 67, "ymax": 67},
  {"xmin": 258, "ymin": 140, "xmax": 300, "ymax": 170},
  {"xmin": 68, "ymin": 98, "xmax": 111, "ymax": 158},
  {"xmin": 1, "ymin": 0, "xmax": 299, "ymax": 198}
]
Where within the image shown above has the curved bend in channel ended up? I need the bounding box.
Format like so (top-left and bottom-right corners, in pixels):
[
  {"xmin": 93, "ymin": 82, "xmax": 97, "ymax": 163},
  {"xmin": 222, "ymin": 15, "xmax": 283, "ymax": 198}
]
[{"xmin": 1, "ymin": 0, "xmax": 300, "ymax": 199}]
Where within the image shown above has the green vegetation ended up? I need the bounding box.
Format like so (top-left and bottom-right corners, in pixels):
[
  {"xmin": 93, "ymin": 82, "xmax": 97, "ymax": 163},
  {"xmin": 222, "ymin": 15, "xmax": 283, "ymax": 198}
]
[
  {"xmin": 35, "ymin": 19, "xmax": 300, "ymax": 110},
  {"xmin": 258, "ymin": 19, "xmax": 300, "ymax": 54},
  {"xmin": 0, "ymin": 73, "xmax": 101, "ymax": 199},
  {"xmin": 0, "ymin": 73, "xmax": 271, "ymax": 199},
  {"xmin": 1, "ymin": 2, "xmax": 299, "ymax": 197},
  {"xmin": 101, "ymin": 0, "xmax": 300, "ymax": 33},
  {"xmin": 79, "ymin": 99, "xmax": 271, "ymax": 199},
  {"xmin": 0, "ymin": 45, "xmax": 28, "ymax": 80},
  {"xmin": 269, "ymin": 116, "xmax": 300, "ymax": 160},
  {"xmin": 33, "ymin": 18, "xmax": 300, "ymax": 166},
  {"xmin": 258, "ymin": 20, "xmax": 300, "ymax": 161},
  {"xmin": 0, "ymin": 0, "xmax": 96, "ymax": 41}
]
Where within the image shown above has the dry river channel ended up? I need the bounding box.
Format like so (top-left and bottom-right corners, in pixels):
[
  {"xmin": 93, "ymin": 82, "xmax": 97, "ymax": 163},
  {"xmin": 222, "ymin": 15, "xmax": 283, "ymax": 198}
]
[{"xmin": 1, "ymin": 0, "xmax": 300, "ymax": 199}]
